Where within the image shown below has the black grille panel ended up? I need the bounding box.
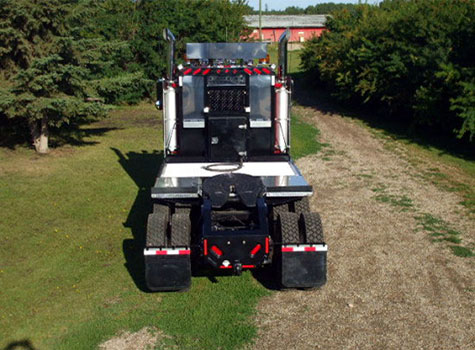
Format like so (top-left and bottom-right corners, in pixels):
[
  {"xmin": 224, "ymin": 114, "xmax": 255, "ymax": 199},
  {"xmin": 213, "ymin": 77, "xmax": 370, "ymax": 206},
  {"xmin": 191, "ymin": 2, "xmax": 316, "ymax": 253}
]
[{"xmin": 208, "ymin": 88, "xmax": 246, "ymax": 113}]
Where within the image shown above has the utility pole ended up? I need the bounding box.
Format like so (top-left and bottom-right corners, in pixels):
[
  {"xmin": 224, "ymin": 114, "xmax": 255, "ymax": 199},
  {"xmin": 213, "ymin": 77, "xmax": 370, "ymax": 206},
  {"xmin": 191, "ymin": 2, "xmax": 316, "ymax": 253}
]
[{"xmin": 259, "ymin": 0, "xmax": 262, "ymax": 41}]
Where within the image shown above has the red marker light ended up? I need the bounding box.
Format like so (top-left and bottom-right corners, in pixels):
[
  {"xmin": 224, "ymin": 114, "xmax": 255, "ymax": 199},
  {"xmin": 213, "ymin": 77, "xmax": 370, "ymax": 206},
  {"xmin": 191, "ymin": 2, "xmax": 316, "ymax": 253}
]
[
  {"xmin": 244, "ymin": 68, "xmax": 252, "ymax": 75},
  {"xmin": 202, "ymin": 68, "xmax": 211, "ymax": 75},
  {"xmin": 203, "ymin": 239, "xmax": 208, "ymax": 256},
  {"xmin": 211, "ymin": 246, "xmax": 223, "ymax": 257},
  {"xmin": 262, "ymin": 68, "xmax": 271, "ymax": 74},
  {"xmin": 193, "ymin": 68, "xmax": 201, "ymax": 75},
  {"xmin": 183, "ymin": 68, "xmax": 192, "ymax": 75},
  {"xmin": 250, "ymin": 244, "xmax": 261, "ymax": 256},
  {"xmin": 275, "ymin": 83, "xmax": 283, "ymax": 88},
  {"xmin": 253, "ymin": 68, "xmax": 262, "ymax": 75}
]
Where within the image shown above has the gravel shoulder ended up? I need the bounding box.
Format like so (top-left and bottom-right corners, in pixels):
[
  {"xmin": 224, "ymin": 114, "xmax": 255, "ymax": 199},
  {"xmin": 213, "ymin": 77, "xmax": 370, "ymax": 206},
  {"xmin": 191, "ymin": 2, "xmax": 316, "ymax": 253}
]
[{"xmin": 249, "ymin": 106, "xmax": 475, "ymax": 350}]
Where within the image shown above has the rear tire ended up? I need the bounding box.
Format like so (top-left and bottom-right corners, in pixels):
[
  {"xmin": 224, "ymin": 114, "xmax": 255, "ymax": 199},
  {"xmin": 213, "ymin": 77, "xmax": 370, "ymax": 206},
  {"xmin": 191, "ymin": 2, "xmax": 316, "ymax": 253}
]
[
  {"xmin": 146, "ymin": 213, "xmax": 168, "ymax": 247},
  {"xmin": 277, "ymin": 212, "xmax": 301, "ymax": 244},
  {"xmin": 153, "ymin": 203, "xmax": 169, "ymax": 216},
  {"xmin": 300, "ymin": 212, "xmax": 324, "ymax": 243},
  {"xmin": 293, "ymin": 197, "xmax": 310, "ymax": 214},
  {"xmin": 170, "ymin": 213, "xmax": 191, "ymax": 247},
  {"xmin": 273, "ymin": 203, "xmax": 289, "ymax": 220}
]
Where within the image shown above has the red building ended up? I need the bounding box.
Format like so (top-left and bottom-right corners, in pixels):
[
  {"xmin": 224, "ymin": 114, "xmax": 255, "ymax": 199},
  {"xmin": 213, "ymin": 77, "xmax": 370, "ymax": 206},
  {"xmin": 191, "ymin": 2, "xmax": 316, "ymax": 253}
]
[{"xmin": 244, "ymin": 15, "xmax": 327, "ymax": 42}]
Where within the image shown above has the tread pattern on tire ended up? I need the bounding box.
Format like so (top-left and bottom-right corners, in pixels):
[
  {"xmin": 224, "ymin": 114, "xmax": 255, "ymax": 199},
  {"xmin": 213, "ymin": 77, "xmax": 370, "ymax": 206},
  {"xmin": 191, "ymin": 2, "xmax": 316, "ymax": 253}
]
[
  {"xmin": 300, "ymin": 212, "xmax": 324, "ymax": 243},
  {"xmin": 293, "ymin": 197, "xmax": 310, "ymax": 214},
  {"xmin": 170, "ymin": 213, "xmax": 191, "ymax": 247},
  {"xmin": 278, "ymin": 212, "xmax": 301, "ymax": 244},
  {"xmin": 146, "ymin": 213, "xmax": 168, "ymax": 247},
  {"xmin": 153, "ymin": 203, "xmax": 169, "ymax": 216},
  {"xmin": 174, "ymin": 206, "xmax": 191, "ymax": 216},
  {"xmin": 273, "ymin": 203, "xmax": 289, "ymax": 220}
]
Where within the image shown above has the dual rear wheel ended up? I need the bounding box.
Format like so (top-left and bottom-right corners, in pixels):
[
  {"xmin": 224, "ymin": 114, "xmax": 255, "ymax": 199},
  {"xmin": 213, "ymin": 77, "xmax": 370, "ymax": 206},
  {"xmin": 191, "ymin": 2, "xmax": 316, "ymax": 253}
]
[{"xmin": 146, "ymin": 204, "xmax": 191, "ymax": 248}]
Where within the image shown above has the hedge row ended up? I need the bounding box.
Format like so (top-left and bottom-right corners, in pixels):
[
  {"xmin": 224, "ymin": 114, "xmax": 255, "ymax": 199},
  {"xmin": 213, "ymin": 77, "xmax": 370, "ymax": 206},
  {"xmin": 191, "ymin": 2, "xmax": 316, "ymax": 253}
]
[{"xmin": 301, "ymin": 0, "xmax": 475, "ymax": 140}]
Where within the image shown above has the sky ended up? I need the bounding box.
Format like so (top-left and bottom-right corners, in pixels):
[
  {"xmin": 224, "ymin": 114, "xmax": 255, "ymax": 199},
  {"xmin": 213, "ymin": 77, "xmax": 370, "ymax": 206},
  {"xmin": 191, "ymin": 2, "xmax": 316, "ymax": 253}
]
[{"xmin": 246, "ymin": 0, "xmax": 377, "ymax": 11}]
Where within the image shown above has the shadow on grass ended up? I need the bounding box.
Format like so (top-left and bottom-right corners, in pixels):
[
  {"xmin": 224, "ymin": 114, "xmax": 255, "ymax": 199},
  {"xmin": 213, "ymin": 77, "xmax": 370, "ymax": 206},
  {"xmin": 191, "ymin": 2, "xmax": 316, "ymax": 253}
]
[
  {"xmin": 0, "ymin": 122, "xmax": 118, "ymax": 150},
  {"xmin": 111, "ymin": 148, "xmax": 163, "ymax": 292},
  {"xmin": 291, "ymin": 72, "xmax": 475, "ymax": 162},
  {"xmin": 2, "ymin": 340, "xmax": 37, "ymax": 350}
]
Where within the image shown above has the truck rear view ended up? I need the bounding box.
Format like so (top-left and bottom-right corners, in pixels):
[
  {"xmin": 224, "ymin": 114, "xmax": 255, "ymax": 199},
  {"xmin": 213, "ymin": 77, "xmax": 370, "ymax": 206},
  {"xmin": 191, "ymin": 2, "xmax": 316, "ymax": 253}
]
[{"xmin": 145, "ymin": 29, "xmax": 327, "ymax": 291}]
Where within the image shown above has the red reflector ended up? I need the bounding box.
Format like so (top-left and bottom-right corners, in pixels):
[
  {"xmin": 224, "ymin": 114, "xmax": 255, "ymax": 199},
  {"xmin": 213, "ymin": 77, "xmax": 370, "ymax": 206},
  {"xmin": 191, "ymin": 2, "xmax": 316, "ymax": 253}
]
[
  {"xmin": 220, "ymin": 265, "xmax": 232, "ymax": 269},
  {"xmin": 265, "ymin": 237, "xmax": 269, "ymax": 254},
  {"xmin": 304, "ymin": 247, "xmax": 317, "ymax": 252},
  {"xmin": 225, "ymin": 69, "xmax": 230, "ymax": 73},
  {"xmin": 273, "ymin": 149, "xmax": 282, "ymax": 154},
  {"xmin": 183, "ymin": 68, "xmax": 192, "ymax": 75},
  {"xmin": 211, "ymin": 245, "xmax": 223, "ymax": 257},
  {"xmin": 202, "ymin": 68, "xmax": 211, "ymax": 75},
  {"xmin": 155, "ymin": 250, "xmax": 168, "ymax": 255},
  {"xmin": 281, "ymin": 247, "xmax": 293, "ymax": 252},
  {"xmin": 217, "ymin": 69, "xmax": 221, "ymax": 74},
  {"xmin": 171, "ymin": 82, "xmax": 177, "ymax": 88},
  {"xmin": 203, "ymin": 239, "xmax": 208, "ymax": 256},
  {"xmin": 233, "ymin": 69, "xmax": 238, "ymax": 74},
  {"xmin": 244, "ymin": 68, "xmax": 252, "ymax": 75},
  {"xmin": 170, "ymin": 150, "xmax": 179, "ymax": 155},
  {"xmin": 262, "ymin": 68, "xmax": 271, "ymax": 74},
  {"xmin": 253, "ymin": 68, "xmax": 261, "ymax": 75},
  {"xmin": 193, "ymin": 68, "xmax": 201, "ymax": 75},
  {"xmin": 250, "ymin": 244, "xmax": 261, "ymax": 256},
  {"xmin": 179, "ymin": 249, "xmax": 191, "ymax": 255},
  {"xmin": 275, "ymin": 82, "xmax": 283, "ymax": 88},
  {"xmin": 242, "ymin": 265, "xmax": 255, "ymax": 269}
]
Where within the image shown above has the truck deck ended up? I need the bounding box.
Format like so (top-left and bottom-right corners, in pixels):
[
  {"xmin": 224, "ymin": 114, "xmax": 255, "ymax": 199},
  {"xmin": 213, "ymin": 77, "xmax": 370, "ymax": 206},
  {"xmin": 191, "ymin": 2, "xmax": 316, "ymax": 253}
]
[{"xmin": 151, "ymin": 160, "xmax": 313, "ymax": 199}]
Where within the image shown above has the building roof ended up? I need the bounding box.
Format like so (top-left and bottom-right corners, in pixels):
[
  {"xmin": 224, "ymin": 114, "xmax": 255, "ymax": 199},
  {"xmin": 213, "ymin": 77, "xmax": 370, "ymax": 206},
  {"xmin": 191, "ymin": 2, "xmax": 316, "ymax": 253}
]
[{"xmin": 244, "ymin": 15, "xmax": 327, "ymax": 28}]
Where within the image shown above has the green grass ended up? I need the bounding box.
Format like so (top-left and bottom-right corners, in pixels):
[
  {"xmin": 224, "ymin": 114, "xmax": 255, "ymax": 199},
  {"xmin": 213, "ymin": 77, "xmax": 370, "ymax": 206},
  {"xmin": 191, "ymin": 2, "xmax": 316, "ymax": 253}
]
[
  {"xmin": 415, "ymin": 213, "xmax": 472, "ymax": 257},
  {"xmin": 291, "ymin": 112, "xmax": 323, "ymax": 159},
  {"xmin": 370, "ymin": 183, "xmax": 413, "ymax": 211},
  {"xmin": 374, "ymin": 194, "xmax": 413, "ymax": 210},
  {"xmin": 449, "ymin": 246, "xmax": 474, "ymax": 258},
  {"xmin": 0, "ymin": 103, "xmax": 322, "ymax": 349}
]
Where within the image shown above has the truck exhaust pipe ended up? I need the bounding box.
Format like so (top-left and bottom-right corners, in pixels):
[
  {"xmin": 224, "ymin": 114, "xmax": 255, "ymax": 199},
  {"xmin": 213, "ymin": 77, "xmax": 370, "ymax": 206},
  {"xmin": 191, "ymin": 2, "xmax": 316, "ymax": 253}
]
[
  {"xmin": 163, "ymin": 28, "xmax": 176, "ymax": 80},
  {"xmin": 278, "ymin": 29, "xmax": 290, "ymax": 80},
  {"xmin": 162, "ymin": 29, "xmax": 178, "ymax": 154}
]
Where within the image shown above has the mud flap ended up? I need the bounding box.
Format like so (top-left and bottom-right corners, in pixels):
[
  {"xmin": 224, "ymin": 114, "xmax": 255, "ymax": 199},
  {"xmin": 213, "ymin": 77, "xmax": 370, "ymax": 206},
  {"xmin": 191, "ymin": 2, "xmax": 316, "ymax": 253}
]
[
  {"xmin": 144, "ymin": 248, "xmax": 191, "ymax": 292},
  {"xmin": 280, "ymin": 245, "xmax": 327, "ymax": 288}
]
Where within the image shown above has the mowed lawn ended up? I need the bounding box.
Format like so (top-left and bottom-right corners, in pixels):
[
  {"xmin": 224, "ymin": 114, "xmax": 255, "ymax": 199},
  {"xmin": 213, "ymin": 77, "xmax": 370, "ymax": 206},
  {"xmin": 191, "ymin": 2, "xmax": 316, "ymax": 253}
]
[{"xmin": 0, "ymin": 103, "xmax": 320, "ymax": 349}]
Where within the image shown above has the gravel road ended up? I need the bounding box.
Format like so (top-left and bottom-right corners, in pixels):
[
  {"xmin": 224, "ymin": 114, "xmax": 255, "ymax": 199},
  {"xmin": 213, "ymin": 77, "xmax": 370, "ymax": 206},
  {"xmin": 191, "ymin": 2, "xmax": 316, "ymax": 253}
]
[{"xmin": 249, "ymin": 105, "xmax": 474, "ymax": 350}]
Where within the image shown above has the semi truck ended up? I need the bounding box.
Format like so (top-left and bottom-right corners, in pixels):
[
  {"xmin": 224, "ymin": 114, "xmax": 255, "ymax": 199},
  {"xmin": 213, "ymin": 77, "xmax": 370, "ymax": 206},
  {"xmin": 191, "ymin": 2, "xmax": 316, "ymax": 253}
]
[{"xmin": 145, "ymin": 29, "xmax": 327, "ymax": 291}]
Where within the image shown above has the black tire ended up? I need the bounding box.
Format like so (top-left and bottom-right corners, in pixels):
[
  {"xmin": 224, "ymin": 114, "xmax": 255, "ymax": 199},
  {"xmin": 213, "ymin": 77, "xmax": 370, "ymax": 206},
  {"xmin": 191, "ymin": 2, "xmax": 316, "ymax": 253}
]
[
  {"xmin": 300, "ymin": 212, "xmax": 324, "ymax": 243},
  {"xmin": 273, "ymin": 203, "xmax": 289, "ymax": 220},
  {"xmin": 293, "ymin": 197, "xmax": 310, "ymax": 214},
  {"xmin": 174, "ymin": 205, "xmax": 191, "ymax": 216},
  {"xmin": 146, "ymin": 213, "xmax": 168, "ymax": 247},
  {"xmin": 278, "ymin": 212, "xmax": 301, "ymax": 244},
  {"xmin": 170, "ymin": 213, "xmax": 191, "ymax": 247},
  {"xmin": 153, "ymin": 203, "xmax": 169, "ymax": 216}
]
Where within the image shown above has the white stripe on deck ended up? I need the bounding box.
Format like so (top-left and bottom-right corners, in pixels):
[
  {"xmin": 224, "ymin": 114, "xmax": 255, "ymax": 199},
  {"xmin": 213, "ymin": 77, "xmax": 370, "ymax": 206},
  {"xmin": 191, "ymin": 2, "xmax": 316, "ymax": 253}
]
[{"xmin": 161, "ymin": 161, "xmax": 296, "ymax": 178}]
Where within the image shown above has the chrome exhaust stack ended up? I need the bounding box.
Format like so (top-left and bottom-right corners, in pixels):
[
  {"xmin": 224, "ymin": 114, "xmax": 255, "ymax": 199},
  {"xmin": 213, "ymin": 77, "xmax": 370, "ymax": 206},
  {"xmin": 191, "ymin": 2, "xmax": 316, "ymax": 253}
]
[
  {"xmin": 278, "ymin": 29, "xmax": 290, "ymax": 81},
  {"xmin": 163, "ymin": 28, "xmax": 176, "ymax": 80}
]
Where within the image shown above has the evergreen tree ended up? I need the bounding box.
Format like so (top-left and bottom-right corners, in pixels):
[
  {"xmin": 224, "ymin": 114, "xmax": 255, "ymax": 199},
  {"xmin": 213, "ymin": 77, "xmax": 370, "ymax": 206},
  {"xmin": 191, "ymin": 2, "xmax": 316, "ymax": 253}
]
[{"xmin": 0, "ymin": 0, "xmax": 107, "ymax": 153}]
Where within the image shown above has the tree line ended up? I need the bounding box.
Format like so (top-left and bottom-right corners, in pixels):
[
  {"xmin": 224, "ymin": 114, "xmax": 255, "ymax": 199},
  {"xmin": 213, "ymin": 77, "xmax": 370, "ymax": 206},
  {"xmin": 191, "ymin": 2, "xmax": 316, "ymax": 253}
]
[
  {"xmin": 250, "ymin": 2, "xmax": 358, "ymax": 15},
  {"xmin": 0, "ymin": 0, "xmax": 249, "ymax": 153},
  {"xmin": 300, "ymin": 0, "xmax": 475, "ymax": 142}
]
